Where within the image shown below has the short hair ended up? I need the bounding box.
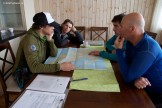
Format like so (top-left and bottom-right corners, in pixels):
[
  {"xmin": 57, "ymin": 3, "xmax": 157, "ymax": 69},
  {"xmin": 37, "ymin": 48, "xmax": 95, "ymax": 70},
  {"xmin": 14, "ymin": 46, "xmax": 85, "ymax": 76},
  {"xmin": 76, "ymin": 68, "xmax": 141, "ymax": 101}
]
[
  {"xmin": 61, "ymin": 19, "xmax": 74, "ymax": 26},
  {"xmin": 111, "ymin": 13, "xmax": 126, "ymax": 23},
  {"xmin": 32, "ymin": 23, "xmax": 47, "ymax": 29}
]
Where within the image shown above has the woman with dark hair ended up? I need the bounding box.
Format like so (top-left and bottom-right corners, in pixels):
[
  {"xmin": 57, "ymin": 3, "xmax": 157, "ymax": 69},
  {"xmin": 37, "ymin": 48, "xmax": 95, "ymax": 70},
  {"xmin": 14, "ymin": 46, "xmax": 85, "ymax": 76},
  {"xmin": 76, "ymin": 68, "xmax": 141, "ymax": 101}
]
[{"xmin": 53, "ymin": 19, "xmax": 84, "ymax": 47}]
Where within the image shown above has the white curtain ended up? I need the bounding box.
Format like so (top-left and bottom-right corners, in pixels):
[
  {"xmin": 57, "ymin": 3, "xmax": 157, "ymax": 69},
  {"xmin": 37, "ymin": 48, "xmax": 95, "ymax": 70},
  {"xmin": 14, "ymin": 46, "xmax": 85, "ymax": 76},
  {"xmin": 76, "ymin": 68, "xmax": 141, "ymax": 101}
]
[{"xmin": 150, "ymin": 0, "xmax": 162, "ymax": 44}]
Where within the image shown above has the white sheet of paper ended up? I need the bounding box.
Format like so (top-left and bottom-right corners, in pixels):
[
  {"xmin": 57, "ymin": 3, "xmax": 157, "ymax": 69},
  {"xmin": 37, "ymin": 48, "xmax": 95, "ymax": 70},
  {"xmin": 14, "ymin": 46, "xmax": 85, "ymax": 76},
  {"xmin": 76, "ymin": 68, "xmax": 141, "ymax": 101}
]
[
  {"xmin": 26, "ymin": 75, "xmax": 70, "ymax": 93},
  {"xmin": 11, "ymin": 90, "xmax": 65, "ymax": 108}
]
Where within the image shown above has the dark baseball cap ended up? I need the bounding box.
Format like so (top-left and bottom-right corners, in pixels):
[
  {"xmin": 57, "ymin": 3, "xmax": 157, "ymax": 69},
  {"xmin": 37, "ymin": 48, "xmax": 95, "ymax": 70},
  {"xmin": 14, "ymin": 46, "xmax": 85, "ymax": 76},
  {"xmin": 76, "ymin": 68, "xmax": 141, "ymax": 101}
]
[{"xmin": 33, "ymin": 12, "xmax": 55, "ymax": 26}]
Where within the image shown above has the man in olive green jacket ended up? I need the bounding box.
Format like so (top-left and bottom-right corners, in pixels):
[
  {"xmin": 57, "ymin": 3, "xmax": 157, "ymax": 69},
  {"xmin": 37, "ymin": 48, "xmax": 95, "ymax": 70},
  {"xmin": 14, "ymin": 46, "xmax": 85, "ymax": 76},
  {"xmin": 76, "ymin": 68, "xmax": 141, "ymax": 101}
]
[{"xmin": 13, "ymin": 12, "xmax": 75, "ymax": 73}]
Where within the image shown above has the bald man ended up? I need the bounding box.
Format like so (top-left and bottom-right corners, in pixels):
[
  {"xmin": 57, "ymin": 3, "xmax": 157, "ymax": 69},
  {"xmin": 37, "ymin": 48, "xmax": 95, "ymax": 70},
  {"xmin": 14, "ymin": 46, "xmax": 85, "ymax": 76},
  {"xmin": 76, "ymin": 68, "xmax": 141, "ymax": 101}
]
[{"xmin": 115, "ymin": 12, "xmax": 162, "ymax": 107}]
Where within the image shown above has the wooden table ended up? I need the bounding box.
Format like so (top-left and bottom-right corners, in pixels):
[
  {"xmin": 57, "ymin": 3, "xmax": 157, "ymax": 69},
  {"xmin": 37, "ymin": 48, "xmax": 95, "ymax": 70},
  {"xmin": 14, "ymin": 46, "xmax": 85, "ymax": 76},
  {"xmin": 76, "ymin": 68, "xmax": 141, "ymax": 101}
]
[
  {"xmin": 13, "ymin": 59, "xmax": 155, "ymax": 108},
  {"xmin": 25, "ymin": 61, "xmax": 155, "ymax": 108},
  {"xmin": 9, "ymin": 36, "xmax": 155, "ymax": 108},
  {"xmin": 52, "ymin": 61, "xmax": 155, "ymax": 108}
]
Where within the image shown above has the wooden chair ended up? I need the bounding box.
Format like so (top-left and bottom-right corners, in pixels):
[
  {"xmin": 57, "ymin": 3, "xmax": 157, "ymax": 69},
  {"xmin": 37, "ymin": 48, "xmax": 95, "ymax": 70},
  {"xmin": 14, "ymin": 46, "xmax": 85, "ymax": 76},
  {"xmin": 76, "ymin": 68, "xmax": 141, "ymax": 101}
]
[
  {"xmin": 145, "ymin": 31, "xmax": 157, "ymax": 40},
  {"xmin": 90, "ymin": 27, "xmax": 108, "ymax": 43},
  {"xmin": 0, "ymin": 41, "xmax": 21, "ymax": 108},
  {"xmin": 75, "ymin": 26, "xmax": 86, "ymax": 39}
]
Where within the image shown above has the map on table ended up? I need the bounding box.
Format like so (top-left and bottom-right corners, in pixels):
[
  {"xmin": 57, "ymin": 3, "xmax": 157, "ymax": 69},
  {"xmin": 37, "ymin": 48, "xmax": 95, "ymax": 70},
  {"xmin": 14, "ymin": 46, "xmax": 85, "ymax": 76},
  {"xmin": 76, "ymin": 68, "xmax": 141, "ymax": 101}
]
[
  {"xmin": 45, "ymin": 47, "xmax": 110, "ymax": 70},
  {"xmin": 70, "ymin": 69, "xmax": 120, "ymax": 92}
]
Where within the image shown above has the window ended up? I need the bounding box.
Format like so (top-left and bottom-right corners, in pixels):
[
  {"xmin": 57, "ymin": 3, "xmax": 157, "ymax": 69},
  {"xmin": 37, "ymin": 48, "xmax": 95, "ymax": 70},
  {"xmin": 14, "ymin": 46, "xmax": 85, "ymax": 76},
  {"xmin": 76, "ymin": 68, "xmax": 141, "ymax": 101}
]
[{"xmin": 0, "ymin": 0, "xmax": 25, "ymax": 30}]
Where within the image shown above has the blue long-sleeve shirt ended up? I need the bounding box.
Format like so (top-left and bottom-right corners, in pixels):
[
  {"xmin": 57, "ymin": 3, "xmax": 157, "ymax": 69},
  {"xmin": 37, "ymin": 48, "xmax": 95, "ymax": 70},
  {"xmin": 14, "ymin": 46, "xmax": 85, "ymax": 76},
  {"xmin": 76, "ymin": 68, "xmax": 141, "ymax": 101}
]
[
  {"xmin": 116, "ymin": 33, "xmax": 162, "ymax": 93},
  {"xmin": 99, "ymin": 35, "xmax": 126, "ymax": 61}
]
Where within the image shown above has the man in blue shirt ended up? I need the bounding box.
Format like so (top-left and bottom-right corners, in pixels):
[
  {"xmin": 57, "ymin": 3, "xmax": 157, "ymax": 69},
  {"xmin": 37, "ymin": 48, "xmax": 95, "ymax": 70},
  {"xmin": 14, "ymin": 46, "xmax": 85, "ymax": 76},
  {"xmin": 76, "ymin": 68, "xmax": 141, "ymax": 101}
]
[
  {"xmin": 115, "ymin": 12, "xmax": 162, "ymax": 107},
  {"xmin": 89, "ymin": 13, "xmax": 126, "ymax": 61}
]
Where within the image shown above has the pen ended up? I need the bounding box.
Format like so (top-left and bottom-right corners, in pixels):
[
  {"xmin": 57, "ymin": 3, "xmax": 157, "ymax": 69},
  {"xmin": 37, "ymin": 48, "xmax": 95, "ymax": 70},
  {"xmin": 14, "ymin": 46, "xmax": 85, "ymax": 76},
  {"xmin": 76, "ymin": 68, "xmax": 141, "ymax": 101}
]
[{"xmin": 72, "ymin": 78, "xmax": 88, "ymax": 81}]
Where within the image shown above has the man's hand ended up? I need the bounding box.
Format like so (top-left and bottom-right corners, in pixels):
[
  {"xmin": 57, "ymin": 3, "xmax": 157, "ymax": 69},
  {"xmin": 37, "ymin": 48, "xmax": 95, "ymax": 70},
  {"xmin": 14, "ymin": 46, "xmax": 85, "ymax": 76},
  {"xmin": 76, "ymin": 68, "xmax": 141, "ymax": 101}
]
[
  {"xmin": 71, "ymin": 26, "xmax": 77, "ymax": 32},
  {"xmin": 46, "ymin": 32, "xmax": 54, "ymax": 41},
  {"xmin": 114, "ymin": 36, "xmax": 125, "ymax": 49},
  {"xmin": 60, "ymin": 62, "xmax": 75, "ymax": 71},
  {"xmin": 67, "ymin": 39, "xmax": 70, "ymax": 43},
  {"xmin": 134, "ymin": 77, "xmax": 151, "ymax": 89},
  {"xmin": 88, "ymin": 51, "xmax": 100, "ymax": 56}
]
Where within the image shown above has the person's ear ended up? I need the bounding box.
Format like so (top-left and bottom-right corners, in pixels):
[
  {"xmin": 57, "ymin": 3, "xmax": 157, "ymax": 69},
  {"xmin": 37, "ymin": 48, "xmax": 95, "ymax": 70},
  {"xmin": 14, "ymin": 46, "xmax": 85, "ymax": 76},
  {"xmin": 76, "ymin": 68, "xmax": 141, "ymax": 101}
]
[
  {"xmin": 130, "ymin": 25, "xmax": 136, "ymax": 32},
  {"xmin": 39, "ymin": 25, "xmax": 43, "ymax": 29}
]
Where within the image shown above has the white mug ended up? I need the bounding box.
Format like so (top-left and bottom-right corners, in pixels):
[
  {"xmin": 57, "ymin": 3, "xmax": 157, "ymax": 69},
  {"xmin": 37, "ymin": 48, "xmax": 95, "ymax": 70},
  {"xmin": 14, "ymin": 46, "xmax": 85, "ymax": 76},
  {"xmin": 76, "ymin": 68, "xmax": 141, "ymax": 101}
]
[
  {"xmin": 83, "ymin": 41, "xmax": 88, "ymax": 47},
  {"xmin": 8, "ymin": 28, "xmax": 14, "ymax": 33},
  {"xmin": 1, "ymin": 30, "xmax": 6, "ymax": 35}
]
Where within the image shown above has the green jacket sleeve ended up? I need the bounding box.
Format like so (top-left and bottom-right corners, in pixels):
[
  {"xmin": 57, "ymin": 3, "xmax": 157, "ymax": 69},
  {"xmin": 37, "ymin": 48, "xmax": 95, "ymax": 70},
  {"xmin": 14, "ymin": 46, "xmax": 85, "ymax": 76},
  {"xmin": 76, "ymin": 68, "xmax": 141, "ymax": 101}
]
[
  {"xmin": 99, "ymin": 51, "xmax": 117, "ymax": 61},
  {"xmin": 47, "ymin": 39, "xmax": 58, "ymax": 57},
  {"xmin": 23, "ymin": 36, "xmax": 60, "ymax": 73},
  {"xmin": 98, "ymin": 35, "xmax": 117, "ymax": 61},
  {"xmin": 99, "ymin": 35, "xmax": 126, "ymax": 61},
  {"xmin": 106, "ymin": 35, "xmax": 116, "ymax": 51}
]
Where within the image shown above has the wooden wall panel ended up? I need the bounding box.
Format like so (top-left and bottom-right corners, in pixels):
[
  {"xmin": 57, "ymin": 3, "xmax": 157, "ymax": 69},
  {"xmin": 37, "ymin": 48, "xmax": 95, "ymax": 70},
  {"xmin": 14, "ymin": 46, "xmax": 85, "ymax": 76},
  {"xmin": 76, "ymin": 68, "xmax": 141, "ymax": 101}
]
[{"xmin": 34, "ymin": 0, "xmax": 155, "ymax": 40}]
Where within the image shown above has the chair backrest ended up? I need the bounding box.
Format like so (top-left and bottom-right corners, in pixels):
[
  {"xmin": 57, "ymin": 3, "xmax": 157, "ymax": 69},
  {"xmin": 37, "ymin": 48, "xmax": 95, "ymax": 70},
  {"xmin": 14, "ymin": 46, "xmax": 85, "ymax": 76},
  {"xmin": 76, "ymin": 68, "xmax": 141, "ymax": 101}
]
[
  {"xmin": 145, "ymin": 31, "xmax": 157, "ymax": 39},
  {"xmin": 0, "ymin": 42, "xmax": 15, "ymax": 80},
  {"xmin": 0, "ymin": 70, "xmax": 9, "ymax": 108},
  {"xmin": 75, "ymin": 26, "xmax": 86, "ymax": 39},
  {"xmin": 0, "ymin": 41, "xmax": 15, "ymax": 107},
  {"xmin": 90, "ymin": 27, "xmax": 108, "ymax": 43}
]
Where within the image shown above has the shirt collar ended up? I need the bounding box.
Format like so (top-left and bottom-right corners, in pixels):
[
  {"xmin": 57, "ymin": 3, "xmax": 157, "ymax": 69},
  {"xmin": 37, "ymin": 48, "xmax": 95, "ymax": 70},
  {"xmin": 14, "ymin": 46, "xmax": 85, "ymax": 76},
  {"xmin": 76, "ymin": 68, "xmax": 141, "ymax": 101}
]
[
  {"xmin": 40, "ymin": 36, "xmax": 47, "ymax": 43},
  {"xmin": 134, "ymin": 32, "xmax": 147, "ymax": 48},
  {"xmin": 32, "ymin": 29, "xmax": 47, "ymax": 43}
]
